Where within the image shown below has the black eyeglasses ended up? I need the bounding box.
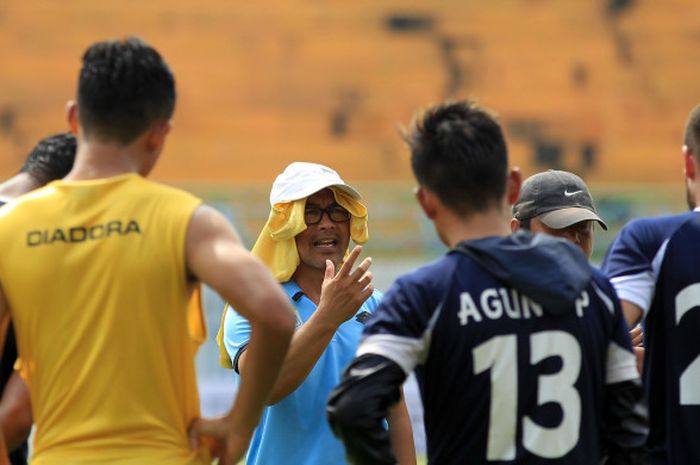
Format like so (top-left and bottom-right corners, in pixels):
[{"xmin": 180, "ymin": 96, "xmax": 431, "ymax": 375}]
[{"xmin": 304, "ymin": 205, "xmax": 351, "ymax": 225}]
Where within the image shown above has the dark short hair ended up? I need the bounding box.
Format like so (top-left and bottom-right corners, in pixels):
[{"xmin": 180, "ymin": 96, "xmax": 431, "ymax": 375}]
[
  {"xmin": 404, "ymin": 100, "xmax": 508, "ymax": 215},
  {"xmin": 684, "ymin": 103, "xmax": 700, "ymax": 158},
  {"xmin": 77, "ymin": 37, "xmax": 175, "ymax": 145},
  {"xmin": 20, "ymin": 133, "xmax": 76, "ymax": 185}
]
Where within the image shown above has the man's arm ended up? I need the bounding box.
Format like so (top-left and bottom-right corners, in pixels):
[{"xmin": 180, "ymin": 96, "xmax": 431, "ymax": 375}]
[
  {"xmin": 327, "ymin": 354, "xmax": 407, "ymax": 465},
  {"xmin": 602, "ymin": 278, "xmax": 649, "ymax": 465},
  {"xmin": 0, "ymin": 284, "xmax": 11, "ymax": 465},
  {"xmin": 237, "ymin": 245, "xmax": 374, "ymax": 404},
  {"xmin": 0, "ymin": 371, "xmax": 31, "ymax": 451},
  {"xmin": 603, "ymin": 379, "xmax": 650, "ymax": 465},
  {"xmin": 185, "ymin": 205, "xmax": 296, "ymax": 464},
  {"xmin": 387, "ymin": 391, "xmax": 417, "ymax": 465},
  {"xmin": 621, "ymin": 300, "xmax": 644, "ymax": 328}
]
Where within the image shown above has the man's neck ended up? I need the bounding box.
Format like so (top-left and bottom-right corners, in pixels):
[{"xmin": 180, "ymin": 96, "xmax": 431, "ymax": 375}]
[
  {"xmin": 291, "ymin": 265, "xmax": 325, "ymax": 305},
  {"xmin": 65, "ymin": 138, "xmax": 149, "ymax": 181},
  {"xmin": 437, "ymin": 207, "xmax": 512, "ymax": 249},
  {"xmin": 0, "ymin": 173, "xmax": 42, "ymax": 201}
]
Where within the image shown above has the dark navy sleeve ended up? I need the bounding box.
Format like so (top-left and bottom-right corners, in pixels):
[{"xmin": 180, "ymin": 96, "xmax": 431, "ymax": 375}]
[
  {"xmin": 602, "ymin": 218, "xmax": 667, "ymax": 315},
  {"xmin": 602, "ymin": 214, "xmax": 692, "ymax": 316},
  {"xmin": 356, "ymin": 262, "xmax": 445, "ymax": 375},
  {"xmin": 602, "ymin": 218, "xmax": 658, "ymax": 279}
]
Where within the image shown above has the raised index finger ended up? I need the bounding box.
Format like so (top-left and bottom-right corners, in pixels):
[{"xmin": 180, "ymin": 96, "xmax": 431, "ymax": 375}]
[{"xmin": 337, "ymin": 245, "xmax": 363, "ymax": 278}]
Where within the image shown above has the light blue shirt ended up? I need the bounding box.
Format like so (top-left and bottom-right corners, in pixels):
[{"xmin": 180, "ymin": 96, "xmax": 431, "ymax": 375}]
[{"xmin": 223, "ymin": 280, "xmax": 382, "ymax": 465}]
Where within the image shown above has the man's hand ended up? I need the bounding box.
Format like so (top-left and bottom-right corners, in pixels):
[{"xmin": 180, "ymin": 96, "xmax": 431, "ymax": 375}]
[
  {"xmin": 629, "ymin": 326, "xmax": 643, "ymax": 347},
  {"xmin": 629, "ymin": 326, "xmax": 645, "ymax": 374},
  {"xmin": 189, "ymin": 417, "xmax": 253, "ymax": 465},
  {"xmin": 317, "ymin": 245, "xmax": 374, "ymax": 327}
]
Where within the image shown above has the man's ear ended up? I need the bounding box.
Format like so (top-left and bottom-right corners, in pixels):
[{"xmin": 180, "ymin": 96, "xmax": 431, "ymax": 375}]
[
  {"xmin": 506, "ymin": 167, "xmax": 522, "ymax": 205},
  {"xmin": 66, "ymin": 100, "xmax": 79, "ymax": 135},
  {"xmin": 145, "ymin": 120, "xmax": 172, "ymax": 153},
  {"xmin": 415, "ymin": 186, "xmax": 437, "ymax": 220},
  {"xmin": 510, "ymin": 217, "xmax": 520, "ymax": 233},
  {"xmin": 683, "ymin": 145, "xmax": 696, "ymax": 181}
]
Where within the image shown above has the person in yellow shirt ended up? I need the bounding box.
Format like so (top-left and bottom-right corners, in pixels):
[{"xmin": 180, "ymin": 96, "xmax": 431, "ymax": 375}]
[
  {"xmin": 0, "ymin": 133, "xmax": 76, "ymax": 465},
  {"xmin": 0, "ymin": 37, "xmax": 296, "ymax": 465}
]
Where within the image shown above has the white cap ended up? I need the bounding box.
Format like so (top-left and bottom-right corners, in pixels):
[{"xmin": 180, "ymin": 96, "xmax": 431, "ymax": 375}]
[{"xmin": 269, "ymin": 162, "xmax": 361, "ymax": 205}]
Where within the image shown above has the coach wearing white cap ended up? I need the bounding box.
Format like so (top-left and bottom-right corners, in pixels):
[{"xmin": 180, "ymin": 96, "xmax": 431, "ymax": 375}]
[
  {"xmin": 217, "ymin": 162, "xmax": 416, "ymax": 465},
  {"xmin": 511, "ymin": 169, "xmax": 607, "ymax": 259}
]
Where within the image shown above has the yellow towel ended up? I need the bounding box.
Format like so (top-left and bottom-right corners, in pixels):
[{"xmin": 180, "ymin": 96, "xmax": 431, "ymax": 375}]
[{"xmin": 216, "ymin": 187, "xmax": 368, "ymax": 369}]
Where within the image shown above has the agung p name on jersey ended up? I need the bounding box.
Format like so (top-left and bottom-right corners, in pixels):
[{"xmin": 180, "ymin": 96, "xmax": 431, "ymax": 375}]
[
  {"xmin": 458, "ymin": 288, "xmax": 590, "ymax": 325},
  {"xmin": 26, "ymin": 219, "xmax": 141, "ymax": 246}
]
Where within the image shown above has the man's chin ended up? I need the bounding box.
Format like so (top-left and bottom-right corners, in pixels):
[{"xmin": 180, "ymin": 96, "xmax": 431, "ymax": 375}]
[{"xmin": 320, "ymin": 254, "xmax": 344, "ymax": 270}]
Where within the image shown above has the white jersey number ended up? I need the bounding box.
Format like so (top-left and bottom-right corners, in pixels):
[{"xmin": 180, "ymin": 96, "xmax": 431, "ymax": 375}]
[
  {"xmin": 473, "ymin": 331, "xmax": 581, "ymax": 461},
  {"xmin": 675, "ymin": 283, "xmax": 700, "ymax": 405}
]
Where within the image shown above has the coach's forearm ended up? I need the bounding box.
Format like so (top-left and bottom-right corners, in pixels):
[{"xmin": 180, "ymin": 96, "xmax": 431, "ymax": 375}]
[
  {"xmin": 262, "ymin": 311, "xmax": 340, "ymax": 404},
  {"xmin": 387, "ymin": 392, "xmax": 416, "ymax": 465}
]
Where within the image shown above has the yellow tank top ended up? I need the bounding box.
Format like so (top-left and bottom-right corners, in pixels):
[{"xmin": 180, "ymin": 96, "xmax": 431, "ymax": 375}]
[{"xmin": 0, "ymin": 173, "xmax": 208, "ymax": 465}]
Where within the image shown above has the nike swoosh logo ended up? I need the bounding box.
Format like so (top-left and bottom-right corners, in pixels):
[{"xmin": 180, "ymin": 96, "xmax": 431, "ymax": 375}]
[{"xmin": 564, "ymin": 189, "xmax": 583, "ymax": 196}]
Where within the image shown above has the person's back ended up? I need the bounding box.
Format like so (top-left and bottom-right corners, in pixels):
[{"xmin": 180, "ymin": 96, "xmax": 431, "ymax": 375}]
[
  {"xmin": 641, "ymin": 212, "xmax": 700, "ymax": 464},
  {"xmin": 380, "ymin": 235, "xmax": 632, "ymax": 464},
  {"xmin": 0, "ymin": 37, "xmax": 296, "ymax": 465},
  {"xmin": 601, "ymin": 103, "xmax": 700, "ymax": 463},
  {"xmin": 327, "ymin": 101, "xmax": 648, "ymax": 465},
  {"xmin": 0, "ymin": 174, "xmax": 203, "ymax": 464}
]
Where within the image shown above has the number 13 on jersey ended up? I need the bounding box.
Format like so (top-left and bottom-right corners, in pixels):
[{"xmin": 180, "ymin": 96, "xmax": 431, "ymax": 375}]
[{"xmin": 473, "ymin": 330, "xmax": 582, "ymax": 461}]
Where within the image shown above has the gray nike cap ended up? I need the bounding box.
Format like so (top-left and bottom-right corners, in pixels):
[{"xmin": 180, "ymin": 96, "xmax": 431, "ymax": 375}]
[{"xmin": 512, "ymin": 169, "xmax": 608, "ymax": 230}]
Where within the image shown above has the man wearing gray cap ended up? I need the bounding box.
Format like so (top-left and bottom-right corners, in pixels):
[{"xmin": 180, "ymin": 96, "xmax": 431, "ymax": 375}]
[
  {"xmin": 511, "ymin": 169, "xmax": 607, "ymax": 259},
  {"xmin": 511, "ymin": 170, "xmax": 644, "ymax": 373}
]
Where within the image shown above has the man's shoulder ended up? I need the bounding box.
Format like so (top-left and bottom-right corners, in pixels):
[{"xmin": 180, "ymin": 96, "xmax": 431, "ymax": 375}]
[
  {"xmin": 603, "ymin": 212, "xmax": 696, "ymax": 276},
  {"xmin": 361, "ymin": 289, "xmax": 383, "ymax": 313},
  {"xmin": 588, "ymin": 267, "xmax": 618, "ymax": 302},
  {"xmin": 0, "ymin": 184, "xmax": 56, "ymax": 224},
  {"xmin": 619, "ymin": 212, "xmax": 695, "ymax": 245}
]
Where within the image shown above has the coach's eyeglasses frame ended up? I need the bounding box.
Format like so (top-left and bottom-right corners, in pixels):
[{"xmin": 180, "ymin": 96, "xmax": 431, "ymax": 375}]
[{"xmin": 304, "ymin": 205, "xmax": 351, "ymax": 225}]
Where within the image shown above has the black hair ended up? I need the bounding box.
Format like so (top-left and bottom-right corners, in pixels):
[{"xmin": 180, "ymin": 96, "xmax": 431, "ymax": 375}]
[
  {"xmin": 684, "ymin": 103, "xmax": 700, "ymax": 159},
  {"xmin": 404, "ymin": 100, "xmax": 508, "ymax": 215},
  {"xmin": 20, "ymin": 133, "xmax": 76, "ymax": 185},
  {"xmin": 77, "ymin": 37, "xmax": 175, "ymax": 145}
]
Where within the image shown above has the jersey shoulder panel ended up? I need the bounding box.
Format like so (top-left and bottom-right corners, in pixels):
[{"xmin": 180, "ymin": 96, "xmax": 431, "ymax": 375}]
[{"xmin": 602, "ymin": 212, "xmax": 695, "ymax": 279}]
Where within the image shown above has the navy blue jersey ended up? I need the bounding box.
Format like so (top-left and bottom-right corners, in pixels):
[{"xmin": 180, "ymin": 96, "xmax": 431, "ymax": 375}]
[
  {"xmin": 602, "ymin": 212, "xmax": 696, "ymax": 317},
  {"xmin": 357, "ymin": 245, "xmax": 638, "ymax": 464},
  {"xmin": 642, "ymin": 214, "xmax": 700, "ymax": 464}
]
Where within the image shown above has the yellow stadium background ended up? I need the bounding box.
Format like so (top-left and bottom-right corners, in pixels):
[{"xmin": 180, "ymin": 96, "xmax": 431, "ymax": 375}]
[
  {"xmin": 2, "ymin": 0, "xmax": 699, "ymax": 461},
  {"xmin": 1, "ymin": 1, "xmax": 700, "ymax": 185}
]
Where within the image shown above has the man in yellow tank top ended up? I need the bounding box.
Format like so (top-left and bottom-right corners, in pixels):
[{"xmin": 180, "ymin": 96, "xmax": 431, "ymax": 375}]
[{"xmin": 0, "ymin": 37, "xmax": 296, "ymax": 465}]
